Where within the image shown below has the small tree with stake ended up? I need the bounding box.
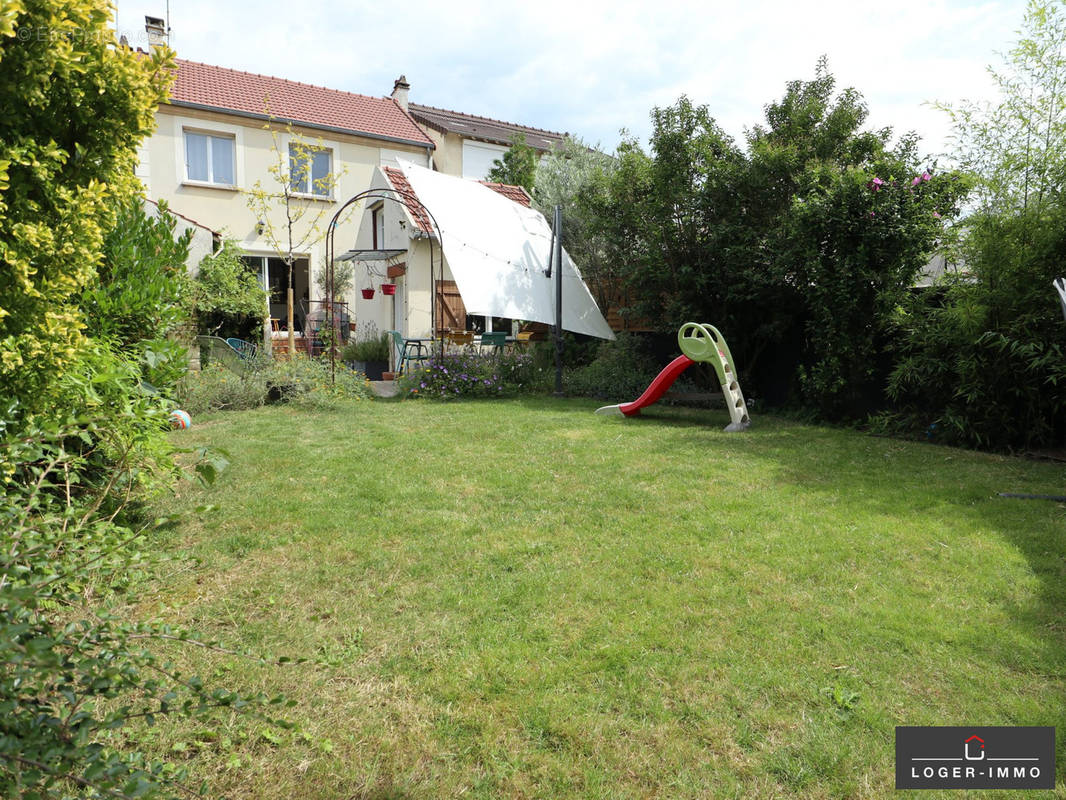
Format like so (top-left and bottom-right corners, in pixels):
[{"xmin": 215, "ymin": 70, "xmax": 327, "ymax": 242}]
[{"xmin": 246, "ymin": 123, "xmax": 345, "ymax": 355}]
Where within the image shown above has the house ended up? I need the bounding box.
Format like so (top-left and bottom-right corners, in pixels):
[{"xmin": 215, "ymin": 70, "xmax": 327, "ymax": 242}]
[
  {"xmin": 392, "ymin": 77, "xmax": 566, "ymax": 180},
  {"xmin": 346, "ymin": 161, "xmax": 613, "ymax": 345},
  {"xmin": 343, "ymin": 164, "xmax": 536, "ymax": 341},
  {"xmin": 140, "ymin": 58, "xmax": 435, "ymax": 343},
  {"xmin": 140, "ymin": 55, "xmax": 607, "ymax": 354}
]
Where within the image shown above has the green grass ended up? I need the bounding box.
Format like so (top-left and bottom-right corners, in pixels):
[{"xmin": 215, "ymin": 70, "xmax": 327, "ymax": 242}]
[{"xmin": 138, "ymin": 398, "xmax": 1066, "ymax": 798}]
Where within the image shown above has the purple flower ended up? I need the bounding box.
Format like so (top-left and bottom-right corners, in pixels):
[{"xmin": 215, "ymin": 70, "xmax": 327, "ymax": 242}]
[
  {"xmin": 869, "ymin": 177, "xmax": 884, "ymax": 192},
  {"xmin": 911, "ymin": 172, "xmax": 931, "ymax": 187},
  {"xmin": 932, "ymin": 210, "xmax": 942, "ymax": 219}
]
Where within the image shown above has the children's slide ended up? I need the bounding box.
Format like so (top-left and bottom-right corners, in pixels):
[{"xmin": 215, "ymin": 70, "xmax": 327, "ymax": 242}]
[
  {"xmin": 594, "ymin": 355, "xmax": 694, "ymax": 417},
  {"xmin": 595, "ymin": 323, "xmax": 751, "ymax": 432}
]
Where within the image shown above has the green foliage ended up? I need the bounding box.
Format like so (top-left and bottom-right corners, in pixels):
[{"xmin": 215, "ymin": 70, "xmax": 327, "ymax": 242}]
[
  {"xmin": 399, "ymin": 351, "xmax": 546, "ymax": 399},
  {"xmin": 82, "ymin": 197, "xmax": 192, "ymax": 346},
  {"xmin": 887, "ymin": 1, "xmax": 1066, "ymax": 450},
  {"xmin": 887, "ymin": 206, "xmax": 1066, "ymax": 449},
  {"xmin": 314, "ymin": 256, "xmax": 355, "ymax": 302},
  {"xmin": 0, "ymin": 0, "xmax": 173, "ymax": 418},
  {"xmin": 177, "ymin": 362, "xmax": 268, "ymax": 414},
  {"xmin": 0, "ymin": 352, "xmax": 292, "ymax": 799},
  {"xmin": 532, "ymin": 136, "xmax": 618, "ymax": 310},
  {"xmin": 583, "ymin": 64, "xmax": 967, "ymax": 418},
  {"xmin": 0, "ymin": 3, "xmax": 289, "ymax": 796},
  {"xmin": 341, "ymin": 330, "xmax": 390, "ymax": 363},
  {"xmin": 487, "ymin": 133, "xmax": 537, "ymax": 192},
  {"xmin": 190, "ymin": 240, "xmax": 267, "ymax": 337},
  {"xmin": 565, "ymin": 333, "xmax": 660, "ymax": 400},
  {"xmin": 178, "ymin": 356, "xmax": 374, "ymax": 415}
]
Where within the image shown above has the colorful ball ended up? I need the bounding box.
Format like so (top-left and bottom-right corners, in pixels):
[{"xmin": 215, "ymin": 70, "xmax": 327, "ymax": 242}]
[{"xmin": 169, "ymin": 409, "xmax": 191, "ymax": 430}]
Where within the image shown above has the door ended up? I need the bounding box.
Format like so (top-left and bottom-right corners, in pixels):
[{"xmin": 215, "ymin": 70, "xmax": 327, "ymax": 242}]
[{"xmin": 435, "ymin": 280, "xmax": 466, "ymax": 335}]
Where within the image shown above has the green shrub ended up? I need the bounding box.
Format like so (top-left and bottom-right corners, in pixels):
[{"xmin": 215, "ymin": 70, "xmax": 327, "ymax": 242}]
[
  {"xmin": 399, "ymin": 351, "xmax": 547, "ymax": 399},
  {"xmin": 566, "ymin": 334, "xmax": 660, "ymax": 400},
  {"xmin": 191, "ymin": 239, "xmax": 267, "ymax": 338},
  {"xmin": 341, "ymin": 332, "xmax": 390, "ymax": 363},
  {"xmin": 177, "ymin": 362, "xmax": 267, "ymax": 414},
  {"xmin": 264, "ymin": 356, "xmax": 375, "ymax": 408}
]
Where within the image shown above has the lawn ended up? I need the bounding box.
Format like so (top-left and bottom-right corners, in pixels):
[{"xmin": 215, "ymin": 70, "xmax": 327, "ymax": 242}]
[{"xmin": 138, "ymin": 398, "xmax": 1066, "ymax": 798}]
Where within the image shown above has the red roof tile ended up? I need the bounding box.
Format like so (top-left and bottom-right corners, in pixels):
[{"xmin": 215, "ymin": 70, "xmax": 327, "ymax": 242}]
[
  {"xmin": 381, "ymin": 168, "xmax": 534, "ymax": 235},
  {"xmin": 382, "ymin": 166, "xmax": 435, "ymax": 235},
  {"xmin": 168, "ymin": 59, "xmax": 434, "ymax": 148},
  {"xmin": 478, "ymin": 181, "xmax": 532, "ymax": 207}
]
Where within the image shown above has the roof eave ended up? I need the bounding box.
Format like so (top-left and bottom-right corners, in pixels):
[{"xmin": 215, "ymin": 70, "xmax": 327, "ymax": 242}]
[{"xmin": 165, "ymin": 100, "xmax": 436, "ymax": 151}]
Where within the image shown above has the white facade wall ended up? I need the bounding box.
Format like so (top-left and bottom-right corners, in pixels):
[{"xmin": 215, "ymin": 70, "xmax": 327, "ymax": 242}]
[{"xmin": 143, "ymin": 105, "xmax": 430, "ymax": 321}]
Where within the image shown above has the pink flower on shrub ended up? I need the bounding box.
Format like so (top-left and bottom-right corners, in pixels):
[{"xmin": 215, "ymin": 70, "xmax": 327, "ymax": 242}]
[
  {"xmin": 911, "ymin": 172, "xmax": 932, "ymax": 187},
  {"xmin": 932, "ymin": 210, "xmax": 942, "ymax": 219},
  {"xmin": 868, "ymin": 177, "xmax": 885, "ymax": 192}
]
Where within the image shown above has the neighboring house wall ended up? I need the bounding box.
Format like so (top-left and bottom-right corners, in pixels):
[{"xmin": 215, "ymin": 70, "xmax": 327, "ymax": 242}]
[{"xmin": 461, "ymin": 140, "xmax": 508, "ymax": 180}]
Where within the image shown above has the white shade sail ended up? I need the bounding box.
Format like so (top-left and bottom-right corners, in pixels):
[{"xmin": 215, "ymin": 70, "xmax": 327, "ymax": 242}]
[{"xmin": 398, "ymin": 160, "xmax": 615, "ymax": 340}]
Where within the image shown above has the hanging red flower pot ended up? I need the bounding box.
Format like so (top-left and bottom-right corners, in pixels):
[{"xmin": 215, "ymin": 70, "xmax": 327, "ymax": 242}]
[
  {"xmin": 361, "ymin": 288, "xmax": 376, "ymax": 299},
  {"xmin": 380, "ymin": 283, "xmax": 397, "ymax": 296}
]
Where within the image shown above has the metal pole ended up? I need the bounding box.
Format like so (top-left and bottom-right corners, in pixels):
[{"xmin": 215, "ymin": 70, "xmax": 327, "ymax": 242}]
[{"xmin": 553, "ymin": 205, "xmax": 563, "ymax": 397}]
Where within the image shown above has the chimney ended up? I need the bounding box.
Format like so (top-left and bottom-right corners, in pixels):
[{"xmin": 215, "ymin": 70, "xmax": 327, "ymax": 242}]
[
  {"xmin": 144, "ymin": 15, "xmax": 168, "ymax": 48},
  {"xmin": 391, "ymin": 75, "xmax": 410, "ymax": 112}
]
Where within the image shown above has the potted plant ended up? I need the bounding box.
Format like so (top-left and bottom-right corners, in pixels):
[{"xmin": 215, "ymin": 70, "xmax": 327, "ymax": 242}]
[
  {"xmin": 380, "ymin": 282, "xmax": 397, "ymax": 296},
  {"xmin": 341, "ymin": 328, "xmax": 391, "ymax": 380},
  {"xmin": 360, "ymin": 287, "xmax": 375, "ymax": 299}
]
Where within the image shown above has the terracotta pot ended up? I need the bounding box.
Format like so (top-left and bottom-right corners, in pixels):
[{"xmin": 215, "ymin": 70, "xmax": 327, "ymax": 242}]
[
  {"xmin": 382, "ymin": 371, "xmax": 396, "ymax": 381},
  {"xmin": 380, "ymin": 283, "xmax": 397, "ymax": 296},
  {"xmin": 361, "ymin": 288, "xmax": 375, "ymax": 299}
]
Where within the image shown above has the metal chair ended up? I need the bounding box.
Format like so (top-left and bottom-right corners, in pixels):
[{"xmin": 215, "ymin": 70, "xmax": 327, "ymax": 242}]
[
  {"xmin": 387, "ymin": 330, "xmax": 430, "ymax": 375},
  {"xmin": 225, "ymin": 337, "xmax": 258, "ymax": 360},
  {"xmin": 478, "ymin": 331, "xmax": 507, "ymax": 356}
]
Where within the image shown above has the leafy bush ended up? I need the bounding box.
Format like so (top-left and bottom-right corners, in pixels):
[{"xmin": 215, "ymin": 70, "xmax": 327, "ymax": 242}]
[
  {"xmin": 266, "ymin": 356, "xmax": 375, "ymax": 408},
  {"xmin": 566, "ymin": 333, "xmax": 660, "ymax": 400},
  {"xmin": 190, "ymin": 239, "xmax": 267, "ymax": 339},
  {"xmin": 177, "ymin": 362, "xmax": 268, "ymax": 414},
  {"xmin": 179, "ymin": 356, "xmax": 375, "ymax": 414},
  {"xmin": 0, "ymin": 4, "xmax": 173, "ymax": 419},
  {"xmin": 400, "ymin": 351, "xmax": 546, "ymax": 399},
  {"xmin": 883, "ymin": 2, "xmax": 1066, "ymax": 450},
  {"xmin": 577, "ymin": 63, "xmax": 966, "ymax": 419},
  {"xmin": 341, "ymin": 331, "xmax": 390, "ymax": 363},
  {"xmin": 81, "ymin": 197, "xmax": 192, "ymax": 346}
]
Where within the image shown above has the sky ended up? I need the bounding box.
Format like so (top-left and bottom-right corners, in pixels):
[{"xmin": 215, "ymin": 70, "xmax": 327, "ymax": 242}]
[{"xmin": 114, "ymin": 0, "xmax": 1027, "ymax": 161}]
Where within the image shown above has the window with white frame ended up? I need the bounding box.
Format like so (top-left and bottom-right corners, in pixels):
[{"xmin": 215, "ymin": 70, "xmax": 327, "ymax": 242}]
[
  {"xmin": 289, "ymin": 144, "xmax": 332, "ymax": 197},
  {"xmin": 184, "ymin": 130, "xmax": 236, "ymax": 185}
]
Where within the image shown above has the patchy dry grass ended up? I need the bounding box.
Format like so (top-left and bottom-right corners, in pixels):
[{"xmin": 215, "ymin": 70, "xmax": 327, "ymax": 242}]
[{"xmin": 136, "ymin": 398, "xmax": 1066, "ymax": 798}]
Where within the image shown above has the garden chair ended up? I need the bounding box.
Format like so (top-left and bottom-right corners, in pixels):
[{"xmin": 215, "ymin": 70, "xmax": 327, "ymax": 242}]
[
  {"xmin": 478, "ymin": 331, "xmax": 507, "ymax": 356},
  {"xmin": 387, "ymin": 330, "xmax": 430, "ymax": 375},
  {"xmin": 197, "ymin": 335, "xmax": 253, "ymax": 377},
  {"xmin": 225, "ymin": 337, "xmax": 258, "ymax": 360}
]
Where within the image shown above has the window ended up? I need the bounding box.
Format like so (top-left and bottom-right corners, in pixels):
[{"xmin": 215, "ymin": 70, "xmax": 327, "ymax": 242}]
[
  {"xmin": 184, "ymin": 131, "xmax": 235, "ymax": 185},
  {"xmin": 289, "ymin": 144, "xmax": 332, "ymax": 197},
  {"xmin": 371, "ymin": 204, "xmax": 384, "ymax": 248}
]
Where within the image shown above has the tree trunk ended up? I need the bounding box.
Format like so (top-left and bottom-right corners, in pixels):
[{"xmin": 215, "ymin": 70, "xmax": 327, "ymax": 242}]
[{"xmin": 287, "ymin": 286, "xmax": 295, "ymax": 355}]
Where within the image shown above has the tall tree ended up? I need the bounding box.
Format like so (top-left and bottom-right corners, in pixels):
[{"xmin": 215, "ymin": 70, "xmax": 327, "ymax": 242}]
[{"xmin": 487, "ymin": 133, "xmax": 537, "ymax": 191}]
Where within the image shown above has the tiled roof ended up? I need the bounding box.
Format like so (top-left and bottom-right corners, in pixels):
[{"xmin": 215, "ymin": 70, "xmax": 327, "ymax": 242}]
[
  {"xmin": 381, "ymin": 168, "xmax": 534, "ymax": 235},
  {"xmin": 381, "ymin": 167, "xmax": 435, "ymax": 235},
  {"xmin": 477, "ymin": 181, "xmax": 532, "ymax": 207},
  {"xmin": 168, "ymin": 59, "xmax": 434, "ymax": 148},
  {"xmin": 408, "ymin": 103, "xmax": 565, "ymax": 151}
]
